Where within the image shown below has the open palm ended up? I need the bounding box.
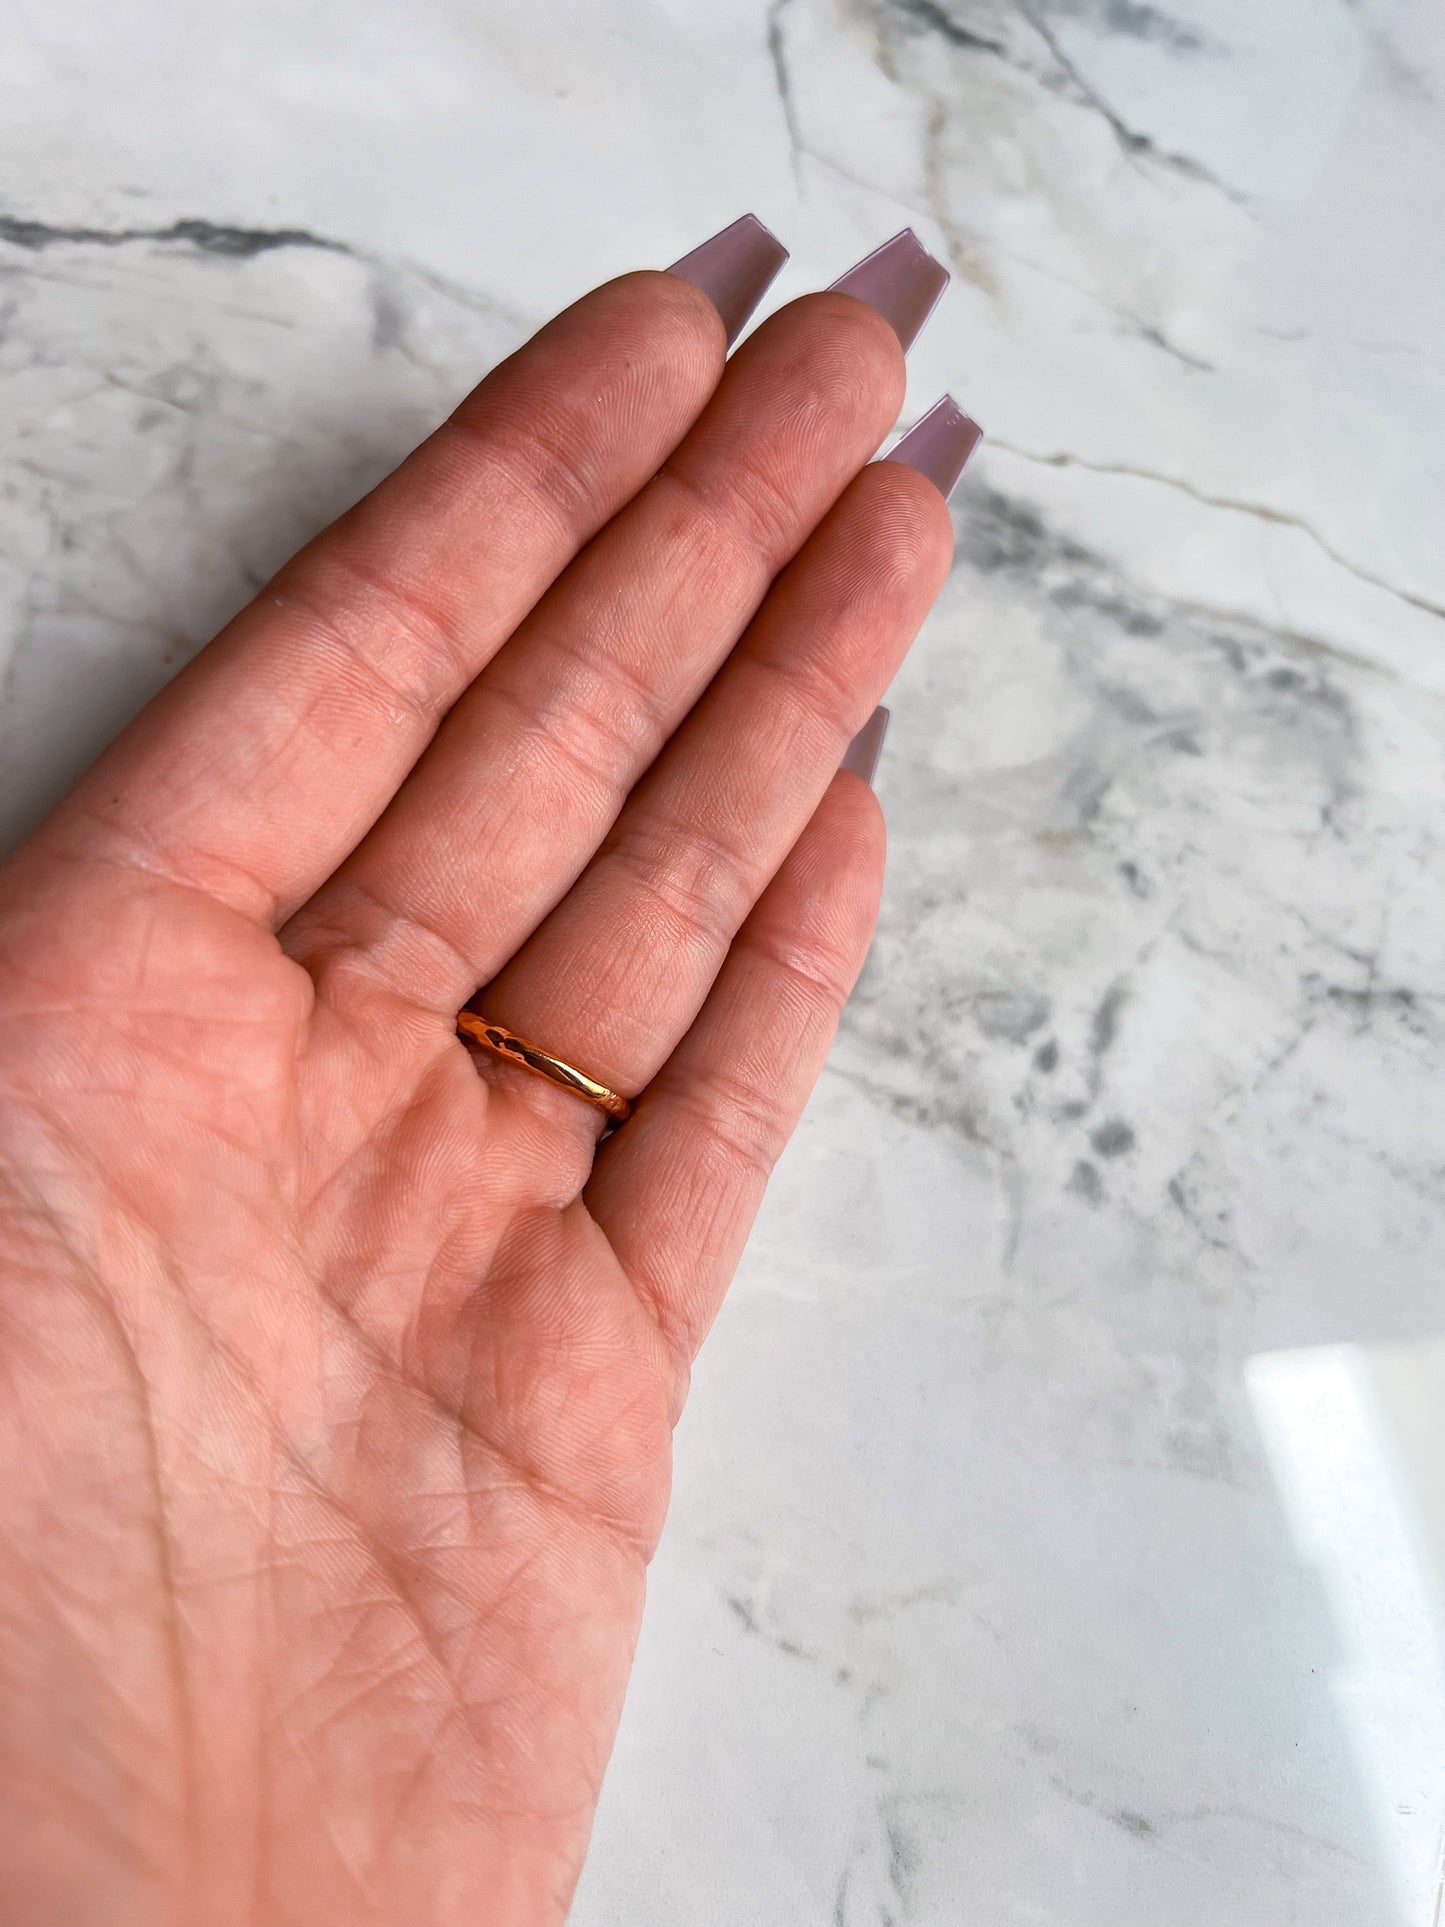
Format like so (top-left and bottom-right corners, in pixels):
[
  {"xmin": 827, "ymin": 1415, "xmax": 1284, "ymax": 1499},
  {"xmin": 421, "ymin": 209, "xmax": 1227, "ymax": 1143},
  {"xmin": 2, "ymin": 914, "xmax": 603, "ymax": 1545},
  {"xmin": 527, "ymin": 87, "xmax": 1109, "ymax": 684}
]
[{"xmin": 0, "ymin": 239, "xmax": 957, "ymax": 1925}]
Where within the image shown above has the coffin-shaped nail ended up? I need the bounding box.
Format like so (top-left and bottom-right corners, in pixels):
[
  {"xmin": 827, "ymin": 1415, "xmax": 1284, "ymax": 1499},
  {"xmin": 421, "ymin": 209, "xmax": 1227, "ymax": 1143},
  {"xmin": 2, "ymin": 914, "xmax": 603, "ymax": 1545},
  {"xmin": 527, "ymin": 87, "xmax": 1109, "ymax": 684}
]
[
  {"xmin": 841, "ymin": 706, "xmax": 890, "ymax": 787},
  {"xmin": 829, "ymin": 229, "xmax": 949, "ymax": 352},
  {"xmin": 668, "ymin": 214, "xmax": 789, "ymax": 348},
  {"xmin": 883, "ymin": 394, "xmax": 983, "ymax": 501}
]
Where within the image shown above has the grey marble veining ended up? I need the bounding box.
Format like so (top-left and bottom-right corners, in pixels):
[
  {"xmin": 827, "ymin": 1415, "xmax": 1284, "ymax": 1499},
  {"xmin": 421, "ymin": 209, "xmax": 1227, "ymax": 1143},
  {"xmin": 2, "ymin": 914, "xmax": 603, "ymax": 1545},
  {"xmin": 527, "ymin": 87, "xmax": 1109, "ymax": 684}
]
[{"xmin": 2, "ymin": 1, "xmax": 1443, "ymax": 1921}]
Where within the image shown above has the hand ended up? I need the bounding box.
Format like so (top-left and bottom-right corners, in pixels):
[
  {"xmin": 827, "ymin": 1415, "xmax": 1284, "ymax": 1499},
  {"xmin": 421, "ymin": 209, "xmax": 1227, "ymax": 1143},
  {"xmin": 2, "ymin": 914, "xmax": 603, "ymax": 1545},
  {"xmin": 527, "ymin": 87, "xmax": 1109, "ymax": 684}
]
[{"xmin": 0, "ymin": 223, "xmax": 961, "ymax": 1925}]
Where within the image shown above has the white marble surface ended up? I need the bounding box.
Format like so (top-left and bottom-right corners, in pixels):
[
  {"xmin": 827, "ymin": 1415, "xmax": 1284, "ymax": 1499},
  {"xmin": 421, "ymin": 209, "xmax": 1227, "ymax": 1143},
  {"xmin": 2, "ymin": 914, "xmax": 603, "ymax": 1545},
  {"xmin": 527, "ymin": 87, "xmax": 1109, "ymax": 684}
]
[{"xmin": 3, "ymin": 1, "xmax": 1444, "ymax": 1919}]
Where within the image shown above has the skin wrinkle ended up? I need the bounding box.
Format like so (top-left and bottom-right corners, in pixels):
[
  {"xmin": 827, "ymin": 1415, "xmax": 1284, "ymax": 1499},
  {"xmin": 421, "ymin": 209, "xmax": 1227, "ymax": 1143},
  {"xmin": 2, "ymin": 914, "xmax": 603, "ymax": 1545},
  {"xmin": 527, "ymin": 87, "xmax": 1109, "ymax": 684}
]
[
  {"xmin": 3, "ymin": 1094, "xmax": 284, "ymax": 1287},
  {"xmin": 662, "ymin": 431, "xmax": 816, "ymax": 568},
  {"xmin": 310, "ymin": 1233, "xmax": 667, "ymax": 1561},
  {"xmin": 460, "ymin": 676, "xmax": 654, "ymax": 886},
  {"xmin": 594, "ymin": 819, "xmax": 759, "ymax": 973},
  {"xmin": 0, "ymin": 900, "xmax": 297, "ymax": 1059},
  {"xmin": 573, "ymin": 479, "xmax": 775, "ymax": 698},
  {"xmin": 299, "ymin": 1037, "xmax": 490, "ymax": 1219},
  {"xmin": 382, "ymin": 1702, "xmax": 480, "ymax": 1856},
  {"xmin": 8, "ymin": 1748, "xmax": 169, "ymax": 1886},
  {"xmin": 283, "ymin": 1473, "xmax": 478, "ymax": 1720},
  {"xmin": 466, "ymin": 1202, "xmax": 685, "ymax": 1503},
  {"xmin": 662, "ymin": 1063, "xmax": 798, "ymax": 1190},
  {"xmin": 665, "ymin": 396, "xmax": 882, "ymax": 578},
  {"xmin": 276, "ymin": 555, "xmax": 481, "ymax": 750},
  {"xmin": 47, "ymin": 1079, "xmax": 302, "ymax": 1253},
  {"xmin": 422, "ymin": 412, "xmax": 587, "ymax": 581},
  {"xmin": 0, "ymin": 1397, "xmax": 177, "ymax": 1846},
  {"xmin": 588, "ymin": 774, "xmax": 882, "ymax": 1234},
  {"xmin": 509, "ymin": 597, "xmax": 690, "ymax": 784},
  {"xmin": 589, "ymin": 817, "xmax": 876, "ymax": 1359},
  {"xmin": 38, "ymin": 819, "xmax": 292, "ymax": 938},
  {"xmin": 481, "ymin": 576, "xmax": 728, "ymax": 810},
  {"xmin": 737, "ymin": 622, "xmax": 886, "ymax": 749},
  {"xmin": 56, "ymin": 1090, "xmax": 286, "ymax": 1185},
  {"xmin": 294, "ymin": 878, "xmax": 486, "ymax": 1017},
  {"xmin": 746, "ymin": 907, "xmax": 867, "ymax": 1014},
  {"xmin": 114, "ymin": 1217, "xmax": 627, "ymax": 1899},
  {"xmin": 115, "ymin": 1308, "xmax": 197, "ymax": 1923},
  {"xmin": 13, "ymin": 1111, "xmax": 303, "ymax": 1466},
  {"xmin": 264, "ymin": 1733, "xmax": 380, "ymax": 1924},
  {"xmin": 1, "ymin": 1219, "xmax": 195, "ymax": 1860}
]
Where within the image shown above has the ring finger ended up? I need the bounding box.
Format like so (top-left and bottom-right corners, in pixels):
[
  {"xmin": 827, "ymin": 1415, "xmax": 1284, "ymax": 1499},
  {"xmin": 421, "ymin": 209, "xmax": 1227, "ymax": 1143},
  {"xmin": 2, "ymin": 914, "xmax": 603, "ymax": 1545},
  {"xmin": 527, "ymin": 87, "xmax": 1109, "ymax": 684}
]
[{"xmin": 467, "ymin": 397, "xmax": 978, "ymax": 1117}]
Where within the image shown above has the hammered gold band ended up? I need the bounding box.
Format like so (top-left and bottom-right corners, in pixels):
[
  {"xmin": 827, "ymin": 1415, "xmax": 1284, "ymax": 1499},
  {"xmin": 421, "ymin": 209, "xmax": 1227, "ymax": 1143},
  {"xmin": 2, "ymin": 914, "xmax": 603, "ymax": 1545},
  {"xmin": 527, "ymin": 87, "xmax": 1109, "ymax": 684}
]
[{"xmin": 457, "ymin": 1012, "xmax": 633, "ymax": 1124}]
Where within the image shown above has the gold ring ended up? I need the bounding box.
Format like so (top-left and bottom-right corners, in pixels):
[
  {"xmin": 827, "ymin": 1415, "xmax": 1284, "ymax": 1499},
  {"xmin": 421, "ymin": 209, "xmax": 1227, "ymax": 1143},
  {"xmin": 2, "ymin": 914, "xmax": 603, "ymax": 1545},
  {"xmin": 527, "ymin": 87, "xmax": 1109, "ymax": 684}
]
[{"xmin": 457, "ymin": 1012, "xmax": 633, "ymax": 1123}]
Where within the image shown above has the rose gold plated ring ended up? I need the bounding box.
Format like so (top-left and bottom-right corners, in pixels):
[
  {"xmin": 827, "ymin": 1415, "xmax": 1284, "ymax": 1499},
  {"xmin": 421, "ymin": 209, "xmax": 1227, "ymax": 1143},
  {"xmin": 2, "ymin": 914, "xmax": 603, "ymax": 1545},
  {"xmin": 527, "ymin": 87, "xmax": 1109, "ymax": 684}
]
[{"xmin": 457, "ymin": 1012, "xmax": 632, "ymax": 1124}]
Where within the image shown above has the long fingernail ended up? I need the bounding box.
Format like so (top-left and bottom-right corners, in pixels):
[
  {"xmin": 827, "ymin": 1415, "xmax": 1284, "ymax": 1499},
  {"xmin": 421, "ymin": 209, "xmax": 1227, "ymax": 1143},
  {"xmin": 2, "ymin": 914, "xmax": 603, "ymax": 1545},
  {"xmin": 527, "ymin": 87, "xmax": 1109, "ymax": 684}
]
[
  {"xmin": 841, "ymin": 706, "xmax": 890, "ymax": 787},
  {"xmin": 829, "ymin": 229, "xmax": 949, "ymax": 352},
  {"xmin": 883, "ymin": 394, "xmax": 983, "ymax": 501},
  {"xmin": 668, "ymin": 214, "xmax": 789, "ymax": 348}
]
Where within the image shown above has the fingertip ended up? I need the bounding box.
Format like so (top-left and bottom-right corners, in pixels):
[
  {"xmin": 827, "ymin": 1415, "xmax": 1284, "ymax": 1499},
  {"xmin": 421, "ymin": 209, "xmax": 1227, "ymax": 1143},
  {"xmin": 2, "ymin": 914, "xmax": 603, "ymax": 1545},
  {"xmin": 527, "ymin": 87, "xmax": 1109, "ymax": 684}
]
[
  {"xmin": 804, "ymin": 287, "xmax": 910, "ymax": 415},
  {"xmin": 744, "ymin": 287, "xmax": 908, "ymax": 442},
  {"xmin": 828, "ymin": 764, "xmax": 889, "ymax": 886},
  {"xmin": 805, "ymin": 285, "xmax": 911, "ymax": 373},
  {"xmin": 590, "ymin": 268, "xmax": 730, "ymax": 384},
  {"xmin": 776, "ymin": 771, "xmax": 888, "ymax": 964},
  {"xmin": 849, "ymin": 454, "xmax": 957, "ymax": 591}
]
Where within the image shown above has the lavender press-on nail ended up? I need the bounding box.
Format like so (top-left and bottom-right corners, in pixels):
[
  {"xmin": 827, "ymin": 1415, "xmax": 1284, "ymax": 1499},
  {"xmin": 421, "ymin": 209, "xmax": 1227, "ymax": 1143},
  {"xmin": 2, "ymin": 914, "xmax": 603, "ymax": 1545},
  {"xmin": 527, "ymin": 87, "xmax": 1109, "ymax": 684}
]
[
  {"xmin": 668, "ymin": 213, "xmax": 789, "ymax": 348},
  {"xmin": 829, "ymin": 229, "xmax": 950, "ymax": 352},
  {"xmin": 883, "ymin": 394, "xmax": 983, "ymax": 501},
  {"xmin": 841, "ymin": 706, "xmax": 890, "ymax": 787}
]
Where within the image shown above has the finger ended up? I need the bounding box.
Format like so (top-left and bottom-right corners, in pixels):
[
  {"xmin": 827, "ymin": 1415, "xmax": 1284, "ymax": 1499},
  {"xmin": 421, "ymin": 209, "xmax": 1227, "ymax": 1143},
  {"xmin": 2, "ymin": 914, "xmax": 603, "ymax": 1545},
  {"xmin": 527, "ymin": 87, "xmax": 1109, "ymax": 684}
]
[
  {"xmin": 35, "ymin": 265, "xmax": 733, "ymax": 923},
  {"xmin": 584, "ymin": 776, "xmax": 884, "ymax": 1359},
  {"xmin": 283, "ymin": 285, "xmax": 912, "ymax": 1007},
  {"xmin": 469, "ymin": 441, "xmax": 954, "ymax": 1097}
]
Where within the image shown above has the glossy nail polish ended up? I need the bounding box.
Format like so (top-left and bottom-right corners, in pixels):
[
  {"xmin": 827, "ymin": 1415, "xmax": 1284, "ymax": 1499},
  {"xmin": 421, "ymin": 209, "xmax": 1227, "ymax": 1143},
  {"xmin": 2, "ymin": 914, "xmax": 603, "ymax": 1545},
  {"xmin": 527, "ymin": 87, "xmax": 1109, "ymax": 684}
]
[
  {"xmin": 883, "ymin": 394, "xmax": 982, "ymax": 501},
  {"xmin": 841, "ymin": 706, "xmax": 890, "ymax": 786},
  {"xmin": 668, "ymin": 213, "xmax": 789, "ymax": 348},
  {"xmin": 829, "ymin": 229, "xmax": 950, "ymax": 352}
]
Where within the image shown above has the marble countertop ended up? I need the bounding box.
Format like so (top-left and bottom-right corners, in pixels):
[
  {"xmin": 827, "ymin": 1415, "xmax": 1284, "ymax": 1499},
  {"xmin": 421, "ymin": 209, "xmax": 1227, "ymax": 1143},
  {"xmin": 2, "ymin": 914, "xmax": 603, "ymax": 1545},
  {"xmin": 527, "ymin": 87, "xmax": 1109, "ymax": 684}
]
[{"xmin": 3, "ymin": 1, "xmax": 1443, "ymax": 1919}]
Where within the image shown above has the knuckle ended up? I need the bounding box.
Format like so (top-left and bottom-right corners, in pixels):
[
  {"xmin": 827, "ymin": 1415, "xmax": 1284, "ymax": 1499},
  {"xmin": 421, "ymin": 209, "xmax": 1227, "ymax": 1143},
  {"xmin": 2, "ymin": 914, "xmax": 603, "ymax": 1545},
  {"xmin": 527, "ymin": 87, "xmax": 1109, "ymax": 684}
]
[
  {"xmin": 282, "ymin": 554, "xmax": 467, "ymax": 728},
  {"xmin": 606, "ymin": 820, "xmax": 751, "ymax": 958},
  {"xmin": 522, "ymin": 625, "xmax": 668, "ymax": 791},
  {"xmin": 674, "ymin": 1068, "xmax": 790, "ymax": 1185},
  {"xmin": 657, "ymin": 458, "xmax": 794, "ymax": 582},
  {"xmin": 756, "ymin": 923, "xmax": 857, "ymax": 1011},
  {"xmin": 470, "ymin": 402, "xmax": 607, "ymax": 543},
  {"xmin": 725, "ymin": 453, "xmax": 809, "ymax": 561}
]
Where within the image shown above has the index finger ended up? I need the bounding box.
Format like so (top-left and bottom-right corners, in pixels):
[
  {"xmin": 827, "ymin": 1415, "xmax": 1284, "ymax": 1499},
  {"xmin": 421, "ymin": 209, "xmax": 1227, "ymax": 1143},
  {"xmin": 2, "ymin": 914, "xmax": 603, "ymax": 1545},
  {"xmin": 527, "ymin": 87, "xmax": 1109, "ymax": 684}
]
[{"xmin": 31, "ymin": 223, "xmax": 785, "ymax": 924}]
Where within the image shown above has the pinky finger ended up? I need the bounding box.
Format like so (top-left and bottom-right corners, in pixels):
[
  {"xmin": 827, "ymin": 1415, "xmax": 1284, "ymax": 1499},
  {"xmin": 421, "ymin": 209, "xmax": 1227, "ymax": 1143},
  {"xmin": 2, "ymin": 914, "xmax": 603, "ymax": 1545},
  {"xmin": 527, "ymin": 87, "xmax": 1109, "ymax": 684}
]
[{"xmin": 584, "ymin": 767, "xmax": 886, "ymax": 1362}]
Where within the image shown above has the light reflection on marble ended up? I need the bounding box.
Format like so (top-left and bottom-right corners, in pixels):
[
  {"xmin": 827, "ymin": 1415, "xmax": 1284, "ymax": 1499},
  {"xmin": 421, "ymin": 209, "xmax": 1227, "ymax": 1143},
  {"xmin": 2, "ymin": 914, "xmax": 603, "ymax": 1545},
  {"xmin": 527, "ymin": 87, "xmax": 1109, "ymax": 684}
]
[{"xmin": 2, "ymin": 1, "xmax": 1443, "ymax": 1920}]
